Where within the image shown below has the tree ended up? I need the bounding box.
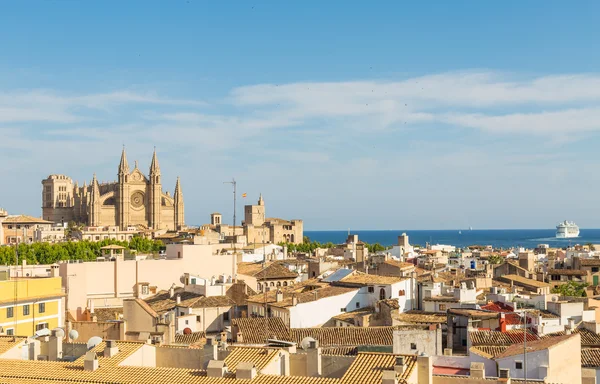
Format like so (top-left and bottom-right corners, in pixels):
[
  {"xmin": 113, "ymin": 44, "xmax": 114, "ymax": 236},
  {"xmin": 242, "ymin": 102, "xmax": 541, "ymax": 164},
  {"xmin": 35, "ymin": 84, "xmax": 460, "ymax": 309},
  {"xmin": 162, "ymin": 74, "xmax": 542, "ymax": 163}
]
[
  {"xmin": 551, "ymin": 281, "xmax": 589, "ymax": 297},
  {"xmin": 488, "ymin": 254, "xmax": 503, "ymax": 264}
]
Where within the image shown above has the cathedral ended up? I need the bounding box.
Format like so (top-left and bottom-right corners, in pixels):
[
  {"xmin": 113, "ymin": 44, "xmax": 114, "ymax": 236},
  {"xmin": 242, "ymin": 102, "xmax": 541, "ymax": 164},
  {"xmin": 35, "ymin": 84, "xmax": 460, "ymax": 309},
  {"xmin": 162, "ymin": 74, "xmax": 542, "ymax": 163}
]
[{"xmin": 41, "ymin": 148, "xmax": 184, "ymax": 230}]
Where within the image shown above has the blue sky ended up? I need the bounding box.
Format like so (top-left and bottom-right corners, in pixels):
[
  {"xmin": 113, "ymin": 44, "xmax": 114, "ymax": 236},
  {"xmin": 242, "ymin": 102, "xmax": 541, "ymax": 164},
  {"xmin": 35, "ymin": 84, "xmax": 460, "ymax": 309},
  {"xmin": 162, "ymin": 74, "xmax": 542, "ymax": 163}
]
[{"xmin": 1, "ymin": 1, "xmax": 600, "ymax": 230}]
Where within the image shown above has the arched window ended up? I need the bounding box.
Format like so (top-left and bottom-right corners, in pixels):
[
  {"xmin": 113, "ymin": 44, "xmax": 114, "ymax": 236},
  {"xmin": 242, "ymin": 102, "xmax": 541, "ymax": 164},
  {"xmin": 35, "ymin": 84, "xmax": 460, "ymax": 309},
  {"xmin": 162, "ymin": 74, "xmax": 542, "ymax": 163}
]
[
  {"xmin": 379, "ymin": 288, "xmax": 386, "ymax": 301},
  {"xmin": 290, "ymin": 234, "xmax": 295, "ymax": 243},
  {"xmin": 258, "ymin": 283, "xmax": 262, "ymax": 291},
  {"xmin": 276, "ymin": 281, "xmax": 281, "ymax": 287},
  {"xmin": 283, "ymin": 281, "xmax": 288, "ymax": 286},
  {"xmin": 270, "ymin": 282, "xmax": 275, "ymax": 287}
]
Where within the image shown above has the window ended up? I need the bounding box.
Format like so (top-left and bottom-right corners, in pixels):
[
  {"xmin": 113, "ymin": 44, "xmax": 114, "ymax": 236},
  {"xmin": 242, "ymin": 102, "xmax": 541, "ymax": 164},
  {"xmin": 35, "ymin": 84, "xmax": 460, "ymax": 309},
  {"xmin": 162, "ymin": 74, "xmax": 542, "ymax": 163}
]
[
  {"xmin": 223, "ymin": 311, "xmax": 230, "ymax": 321},
  {"xmin": 368, "ymin": 286, "xmax": 374, "ymax": 293},
  {"xmin": 185, "ymin": 320, "xmax": 189, "ymax": 325},
  {"xmin": 411, "ymin": 343, "xmax": 417, "ymax": 350},
  {"xmin": 593, "ymin": 267, "xmax": 599, "ymax": 273},
  {"xmin": 6, "ymin": 307, "xmax": 13, "ymax": 318},
  {"xmin": 191, "ymin": 278, "xmax": 196, "ymax": 285},
  {"xmin": 379, "ymin": 288, "xmax": 386, "ymax": 301},
  {"xmin": 141, "ymin": 285, "xmax": 149, "ymax": 295},
  {"xmin": 39, "ymin": 303, "xmax": 45, "ymax": 313},
  {"xmin": 340, "ymin": 308, "xmax": 346, "ymax": 312},
  {"xmin": 398, "ymin": 290, "xmax": 406, "ymax": 296},
  {"xmin": 180, "ymin": 312, "xmax": 185, "ymax": 316},
  {"xmin": 439, "ymin": 304, "xmax": 446, "ymax": 311},
  {"xmin": 515, "ymin": 361, "xmax": 523, "ymax": 370},
  {"xmin": 36, "ymin": 323, "xmax": 48, "ymax": 331},
  {"xmin": 196, "ymin": 315, "xmax": 201, "ymax": 322},
  {"xmin": 356, "ymin": 302, "xmax": 360, "ymax": 308},
  {"xmin": 6, "ymin": 329, "xmax": 14, "ymax": 336},
  {"xmin": 23, "ymin": 305, "xmax": 30, "ymax": 316}
]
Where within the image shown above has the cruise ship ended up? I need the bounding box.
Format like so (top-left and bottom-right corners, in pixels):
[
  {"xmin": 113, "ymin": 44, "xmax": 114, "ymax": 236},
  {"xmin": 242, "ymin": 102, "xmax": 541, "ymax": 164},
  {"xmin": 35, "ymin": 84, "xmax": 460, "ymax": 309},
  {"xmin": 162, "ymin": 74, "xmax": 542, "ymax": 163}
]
[{"xmin": 556, "ymin": 220, "xmax": 580, "ymax": 238}]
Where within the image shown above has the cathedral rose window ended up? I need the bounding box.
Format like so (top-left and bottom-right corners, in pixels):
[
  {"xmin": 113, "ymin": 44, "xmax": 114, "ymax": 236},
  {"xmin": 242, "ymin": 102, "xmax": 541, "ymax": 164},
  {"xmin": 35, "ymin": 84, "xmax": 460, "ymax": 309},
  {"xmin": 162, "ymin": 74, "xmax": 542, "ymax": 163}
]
[{"xmin": 131, "ymin": 192, "xmax": 144, "ymax": 208}]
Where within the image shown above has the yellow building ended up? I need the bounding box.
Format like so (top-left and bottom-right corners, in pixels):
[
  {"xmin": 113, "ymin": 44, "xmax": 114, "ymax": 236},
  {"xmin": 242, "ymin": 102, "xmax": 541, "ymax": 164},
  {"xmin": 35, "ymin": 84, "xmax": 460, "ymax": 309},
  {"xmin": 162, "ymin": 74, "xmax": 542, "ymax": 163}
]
[{"xmin": 0, "ymin": 276, "xmax": 65, "ymax": 337}]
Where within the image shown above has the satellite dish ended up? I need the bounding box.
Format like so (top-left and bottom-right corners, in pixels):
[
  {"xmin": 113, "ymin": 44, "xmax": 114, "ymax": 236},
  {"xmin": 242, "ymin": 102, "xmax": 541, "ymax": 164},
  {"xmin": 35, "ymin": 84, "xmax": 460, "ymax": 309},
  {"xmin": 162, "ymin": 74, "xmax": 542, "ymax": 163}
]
[
  {"xmin": 87, "ymin": 336, "xmax": 103, "ymax": 350},
  {"xmin": 300, "ymin": 337, "xmax": 316, "ymax": 351},
  {"xmin": 52, "ymin": 328, "xmax": 65, "ymax": 339},
  {"xmin": 69, "ymin": 329, "xmax": 79, "ymax": 341},
  {"xmin": 34, "ymin": 328, "xmax": 51, "ymax": 338}
]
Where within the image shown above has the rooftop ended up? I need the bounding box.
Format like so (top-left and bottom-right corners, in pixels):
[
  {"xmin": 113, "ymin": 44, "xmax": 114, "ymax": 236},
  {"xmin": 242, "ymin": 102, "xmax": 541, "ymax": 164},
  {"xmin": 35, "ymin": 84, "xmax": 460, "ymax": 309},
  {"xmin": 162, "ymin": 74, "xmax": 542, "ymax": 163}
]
[
  {"xmin": 547, "ymin": 268, "xmax": 587, "ymax": 276},
  {"xmin": 495, "ymin": 334, "xmax": 577, "ymax": 359},
  {"xmin": 470, "ymin": 330, "xmax": 539, "ymax": 346},
  {"xmin": 224, "ymin": 347, "xmax": 280, "ymax": 373},
  {"xmin": 500, "ymin": 274, "xmax": 551, "ymax": 289},
  {"xmin": 336, "ymin": 273, "xmax": 409, "ymax": 286},
  {"xmin": 4, "ymin": 215, "xmax": 53, "ymax": 224}
]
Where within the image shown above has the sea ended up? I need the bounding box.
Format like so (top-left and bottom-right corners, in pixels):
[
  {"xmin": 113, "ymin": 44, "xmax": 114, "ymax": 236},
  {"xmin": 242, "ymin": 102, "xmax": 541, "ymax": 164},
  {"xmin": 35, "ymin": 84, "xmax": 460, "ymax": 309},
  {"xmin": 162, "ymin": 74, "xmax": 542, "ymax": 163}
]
[{"xmin": 304, "ymin": 229, "xmax": 600, "ymax": 250}]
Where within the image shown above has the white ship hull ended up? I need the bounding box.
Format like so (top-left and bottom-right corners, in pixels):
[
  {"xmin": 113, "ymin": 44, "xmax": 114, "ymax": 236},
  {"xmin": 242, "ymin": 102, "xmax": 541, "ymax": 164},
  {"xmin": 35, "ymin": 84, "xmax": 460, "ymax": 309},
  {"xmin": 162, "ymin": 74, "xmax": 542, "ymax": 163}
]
[
  {"xmin": 556, "ymin": 230, "xmax": 580, "ymax": 239},
  {"xmin": 556, "ymin": 220, "xmax": 580, "ymax": 238}
]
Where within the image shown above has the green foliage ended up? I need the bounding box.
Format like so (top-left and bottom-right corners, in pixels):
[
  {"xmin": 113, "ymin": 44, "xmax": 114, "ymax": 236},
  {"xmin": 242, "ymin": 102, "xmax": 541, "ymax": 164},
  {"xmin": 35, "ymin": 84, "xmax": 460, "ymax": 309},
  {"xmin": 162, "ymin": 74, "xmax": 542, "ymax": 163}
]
[
  {"xmin": 365, "ymin": 242, "xmax": 387, "ymax": 253},
  {"xmin": 278, "ymin": 240, "xmax": 390, "ymax": 255},
  {"xmin": 551, "ymin": 281, "xmax": 589, "ymax": 297},
  {"xmin": 488, "ymin": 254, "xmax": 503, "ymax": 264},
  {"xmin": 0, "ymin": 236, "xmax": 164, "ymax": 266}
]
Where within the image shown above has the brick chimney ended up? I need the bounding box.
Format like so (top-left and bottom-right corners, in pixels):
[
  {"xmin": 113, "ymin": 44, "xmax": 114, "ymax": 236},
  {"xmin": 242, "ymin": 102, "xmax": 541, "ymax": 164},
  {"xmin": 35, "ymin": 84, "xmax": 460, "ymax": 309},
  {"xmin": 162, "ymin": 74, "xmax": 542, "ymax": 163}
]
[{"xmin": 499, "ymin": 313, "xmax": 507, "ymax": 332}]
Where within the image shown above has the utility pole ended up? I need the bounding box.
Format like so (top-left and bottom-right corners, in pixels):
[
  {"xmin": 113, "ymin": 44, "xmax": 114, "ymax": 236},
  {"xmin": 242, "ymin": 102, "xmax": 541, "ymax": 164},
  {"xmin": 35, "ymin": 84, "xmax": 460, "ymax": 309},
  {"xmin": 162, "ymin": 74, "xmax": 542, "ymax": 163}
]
[{"xmin": 223, "ymin": 179, "xmax": 237, "ymax": 255}]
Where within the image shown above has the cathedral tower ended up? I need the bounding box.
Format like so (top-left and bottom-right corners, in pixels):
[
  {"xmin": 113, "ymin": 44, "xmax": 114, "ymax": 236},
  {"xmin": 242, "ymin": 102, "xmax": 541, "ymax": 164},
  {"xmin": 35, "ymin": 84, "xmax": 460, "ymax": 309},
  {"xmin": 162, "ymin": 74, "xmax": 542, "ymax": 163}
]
[
  {"xmin": 90, "ymin": 174, "xmax": 101, "ymax": 226},
  {"xmin": 149, "ymin": 148, "xmax": 162, "ymax": 230},
  {"xmin": 174, "ymin": 176, "xmax": 184, "ymax": 230},
  {"xmin": 118, "ymin": 147, "xmax": 131, "ymax": 230}
]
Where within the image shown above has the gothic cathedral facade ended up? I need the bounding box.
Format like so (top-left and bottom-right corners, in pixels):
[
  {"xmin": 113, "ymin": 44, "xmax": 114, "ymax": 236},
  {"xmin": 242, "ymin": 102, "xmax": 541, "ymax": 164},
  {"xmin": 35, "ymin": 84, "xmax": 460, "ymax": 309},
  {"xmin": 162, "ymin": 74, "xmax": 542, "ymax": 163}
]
[{"xmin": 42, "ymin": 148, "xmax": 184, "ymax": 230}]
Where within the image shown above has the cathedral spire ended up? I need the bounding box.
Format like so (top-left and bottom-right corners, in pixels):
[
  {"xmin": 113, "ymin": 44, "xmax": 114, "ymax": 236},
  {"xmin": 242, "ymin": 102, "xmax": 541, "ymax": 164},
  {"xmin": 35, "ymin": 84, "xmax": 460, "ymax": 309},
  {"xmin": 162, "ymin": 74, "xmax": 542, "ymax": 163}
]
[
  {"xmin": 119, "ymin": 146, "xmax": 130, "ymax": 175},
  {"xmin": 258, "ymin": 193, "xmax": 264, "ymax": 206},
  {"xmin": 174, "ymin": 176, "xmax": 182, "ymax": 198},
  {"xmin": 92, "ymin": 173, "xmax": 100, "ymax": 196},
  {"xmin": 150, "ymin": 147, "xmax": 161, "ymax": 176}
]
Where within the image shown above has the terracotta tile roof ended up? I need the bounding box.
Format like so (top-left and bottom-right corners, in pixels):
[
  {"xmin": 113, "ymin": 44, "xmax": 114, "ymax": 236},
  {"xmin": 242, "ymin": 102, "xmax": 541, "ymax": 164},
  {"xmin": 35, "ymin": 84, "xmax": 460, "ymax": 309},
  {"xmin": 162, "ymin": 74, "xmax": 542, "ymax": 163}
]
[
  {"xmin": 337, "ymin": 273, "xmax": 409, "ymax": 286},
  {"xmin": 541, "ymin": 328, "xmax": 600, "ymax": 347},
  {"xmin": 144, "ymin": 290, "xmax": 233, "ymax": 314},
  {"xmin": 423, "ymin": 295, "xmax": 460, "ymax": 303},
  {"xmin": 382, "ymin": 260, "xmax": 415, "ymax": 269},
  {"xmin": 494, "ymin": 334, "xmax": 577, "ymax": 359},
  {"xmin": 321, "ymin": 346, "xmax": 358, "ymax": 356},
  {"xmin": 0, "ymin": 336, "xmax": 26, "ymax": 355},
  {"xmin": 238, "ymin": 262, "xmax": 298, "ymax": 280},
  {"xmin": 469, "ymin": 345, "xmax": 509, "ymax": 359},
  {"xmin": 132, "ymin": 298, "xmax": 159, "ymax": 318},
  {"xmin": 500, "ymin": 274, "xmax": 551, "ymax": 289},
  {"xmin": 224, "ymin": 347, "xmax": 280, "ymax": 373},
  {"xmin": 448, "ymin": 308, "xmax": 499, "ymax": 319},
  {"xmin": 247, "ymin": 284, "xmax": 358, "ymax": 308},
  {"xmin": 481, "ymin": 301, "xmax": 514, "ymax": 312},
  {"xmin": 73, "ymin": 340, "xmax": 145, "ymax": 367},
  {"xmin": 547, "ymin": 268, "xmax": 587, "ymax": 276},
  {"xmin": 232, "ymin": 317, "xmax": 291, "ymax": 344},
  {"xmin": 392, "ymin": 310, "xmax": 447, "ymax": 324},
  {"xmin": 582, "ymin": 348, "xmax": 600, "ymax": 367},
  {"xmin": 331, "ymin": 308, "xmax": 375, "ymax": 324},
  {"xmin": 581, "ymin": 258, "xmax": 600, "ymax": 267},
  {"xmin": 527, "ymin": 309, "xmax": 560, "ymax": 319},
  {"xmin": 290, "ymin": 327, "xmax": 398, "ymax": 347},
  {"xmin": 470, "ymin": 330, "xmax": 539, "ymax": 346},
  {"xmin": 92, "ymin": 307, "xmax": 123, "ymax": 321},
  {"xmin": 174, "ymin": 331, "xmax": 206, "ymax": 346},
  {"xmin": 4, "ymin": 215, "xmax": 52, "ymax": 224},
  {"xmin": 339, "ymin": 352, "xmax": 417, "ymax": 384}
]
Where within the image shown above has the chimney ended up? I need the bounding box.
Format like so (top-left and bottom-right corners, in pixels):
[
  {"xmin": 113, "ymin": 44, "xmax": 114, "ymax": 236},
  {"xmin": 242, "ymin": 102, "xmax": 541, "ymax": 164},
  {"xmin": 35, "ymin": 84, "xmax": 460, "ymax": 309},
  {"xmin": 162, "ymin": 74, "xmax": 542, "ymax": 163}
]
[
  {"xmin": 207, "ymin": 360, "xmax": 227, "ymax": 377},
  {"xmin": 394, "ymin": 356, "xmax": 406, "ymax": 375},
  {"xmin": 417, "ymin": 354, "xmax": 432, "ymax": 384},
  {"xmin": 48, "ymin": 331, "xmax": 63, "ymax": 361},
  {"xmin": 169, "ymin": 285, "xmax": 175, "ymax": 298},
  {"xmin": 176, "ymin": 295, "xmax": 181, "ymax": 305},
  {"xmin": 498, "ymin": 368, "xmax": 511, "ymax": 383},
  {"xmin": 89, "ymin": 299, "xmax": 95, "ymax": 315},
  {"xmin": 382, "ymin": 370, "xmax": 398, "ymax": 384},
  {"xmin": 276, "ymin": 289, "xmax": 283, "ymax": 303},
  {"xmin": 84, "ymin": 351, "xmax": 99, "ymax": 371},
  {"xmin": 28, "ymin": 339, "xmax": 40, "ymax": 361},
  {"xmin": 292, "ymin": 294, "xmax": 298, "ymax": 306},
  {"xmin": 568, "ymin": 318, "xmax": 575, "ymax": 331},
  {"xmin": 470, "ymin": 362, "xmax": 485, "ymax": 379},
  {"xmin": 236, "ymin": 362, "xmax": 257, "ymax": 380},
  {"xmin": 306, "ymin": 340, "xmax": 322, "ymax": 377},
  {"xmin": 499, "ymin": 313, "xmax": 507, "ymax": 332},
  {"xmin": 104, "ymin": 340, "xmax": 119, "ymax": 358}
]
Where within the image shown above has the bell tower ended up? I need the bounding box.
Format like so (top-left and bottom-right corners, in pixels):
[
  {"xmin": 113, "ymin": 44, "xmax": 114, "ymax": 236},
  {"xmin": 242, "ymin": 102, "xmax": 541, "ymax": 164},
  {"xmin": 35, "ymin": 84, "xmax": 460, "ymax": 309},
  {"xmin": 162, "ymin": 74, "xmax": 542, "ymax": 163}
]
[
  {"xmin": 118, "ymin": 147, "xmax": 131, "ymax": 230},
  {"xmin": 149, "ymin": 148, "xmax": 162, "ymax": 230},
  {"xmin": 174, "ymin": 176, "xmax": 184, "ymax": 230}
]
